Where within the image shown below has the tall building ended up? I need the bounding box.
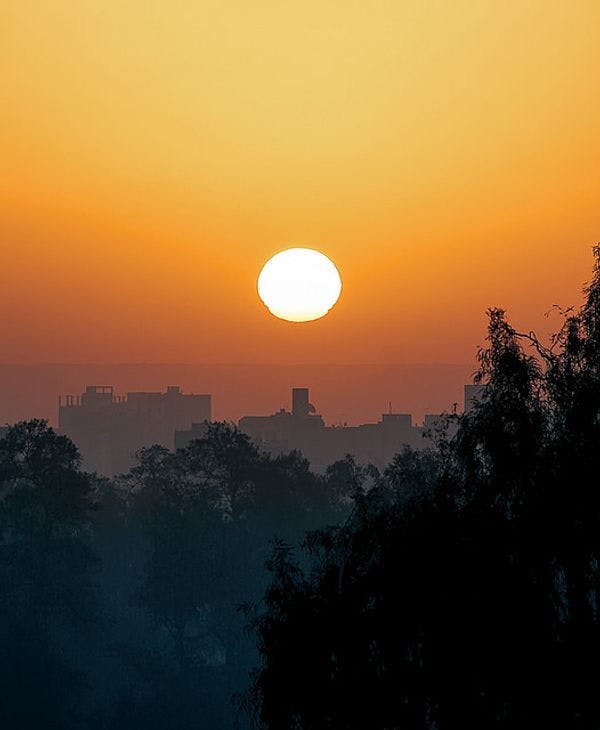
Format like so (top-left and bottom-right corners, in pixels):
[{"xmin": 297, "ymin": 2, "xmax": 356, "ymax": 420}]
[{"xmin": 59, "ymin": 385, "xmax": 211, "ymax": 475}]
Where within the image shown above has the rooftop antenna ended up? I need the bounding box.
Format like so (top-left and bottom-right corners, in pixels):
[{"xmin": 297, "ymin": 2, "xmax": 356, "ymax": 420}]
[{"xmin": 388, "ymin": 401, "xmax": 392, "ymax": 414}]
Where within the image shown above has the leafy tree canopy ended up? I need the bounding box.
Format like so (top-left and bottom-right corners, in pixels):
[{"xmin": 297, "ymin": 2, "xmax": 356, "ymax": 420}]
[{"xmin": 249, "ymin": 246, "xmax": 600, "ymax": 730}]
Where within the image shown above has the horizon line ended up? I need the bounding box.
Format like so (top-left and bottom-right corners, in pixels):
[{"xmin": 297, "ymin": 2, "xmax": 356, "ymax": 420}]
[{"xmin": 0, "ymin": 361, "xmax": 474, "ymax": 368}]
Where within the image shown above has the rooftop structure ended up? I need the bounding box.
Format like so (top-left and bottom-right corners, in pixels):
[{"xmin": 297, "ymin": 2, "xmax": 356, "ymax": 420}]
[
  {"xmin": 237, "ymin": 388, "xmax": 427, "ymax": 471},
  {"xmin": 59, "ymin": 385, "xmax": 211, "ymax": 475},
  {"xmin": 235, "ymin": 385, "xmax": 477, "ymax": 471}
]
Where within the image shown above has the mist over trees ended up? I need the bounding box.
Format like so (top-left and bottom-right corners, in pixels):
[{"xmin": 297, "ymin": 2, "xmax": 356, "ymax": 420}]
[
  {"xmin": 2, "ymin": 248, "xmax": 600, "ymax": 728},
  {"xmin": 0, "ymin": 419, "xmax": 355, "ymax": 728},
  {"xmin": 0, "ymin": 421, "xmax": 97, "ymax": 727}
]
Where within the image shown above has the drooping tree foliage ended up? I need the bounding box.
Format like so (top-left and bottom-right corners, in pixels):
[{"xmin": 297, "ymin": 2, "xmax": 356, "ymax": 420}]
[{"xmin": 249, "ymin": 246, "xmax": 600, "ymax": 729}]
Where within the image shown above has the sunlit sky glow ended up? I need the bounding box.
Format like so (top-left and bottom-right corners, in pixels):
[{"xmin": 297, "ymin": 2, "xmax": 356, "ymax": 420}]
[{"xmin": 1, "ymin": 1, "xmax": 599, "ymax": 363}]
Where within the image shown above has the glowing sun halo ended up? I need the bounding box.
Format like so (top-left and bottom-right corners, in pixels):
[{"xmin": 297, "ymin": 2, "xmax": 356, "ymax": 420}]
[{"xmin": 258, "ymin": 248, "xmax": 342, "ymax": 322}]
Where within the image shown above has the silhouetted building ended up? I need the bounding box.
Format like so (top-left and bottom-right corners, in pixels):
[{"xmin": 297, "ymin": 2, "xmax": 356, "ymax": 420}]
[
  {"xmin": 464, "ymin": 384, "xmax": 486, "ymax": 413},
  {"xmin": 239, "ymin": 388, "xmax": 425, "ymax": 471},
  {"xmin": 239, "ymin": 385, "xmax": 478, "ymax": 470},
  {"xmin": 423, "ymin": 413, "xmax": 459, "ymax": 441},
  {"xmin": 175, "ymin": 421, "xmax": 210, "ymax": 450},
  {"xmin": 292, "ymin": 387, "xmax": 314, "ymax": 417},
  {"xmin": 423, "ymin": 414, "xmax": 446, "ymax": 431},
  {"xmin": 59, "ymin": 385, "xmax": 211, "ymax": 475},
  {"xmin": 0, "ymin": 425, "xmax": 8, "ymax": 440}
]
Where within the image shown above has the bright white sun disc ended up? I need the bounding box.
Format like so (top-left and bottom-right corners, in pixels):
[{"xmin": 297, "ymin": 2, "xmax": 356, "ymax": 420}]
[{"xmin": 258, "ymin": 248, "xmax": 342, "ymax": 322}]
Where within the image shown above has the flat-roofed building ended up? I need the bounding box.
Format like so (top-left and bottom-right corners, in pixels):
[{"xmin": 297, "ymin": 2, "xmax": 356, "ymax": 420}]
[
  {"xmin": 239, "ymin": 388, "xmax": 426, "ymax": 471},
  {"xmin": 59, "ymin": 385, "xmax": 211, "ymax": 475}
]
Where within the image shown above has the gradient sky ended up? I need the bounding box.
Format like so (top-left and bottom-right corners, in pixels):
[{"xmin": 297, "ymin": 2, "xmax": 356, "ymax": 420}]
[{"xmin": 2, "ymin": 1, "xmax": 599, "ymax": 364}]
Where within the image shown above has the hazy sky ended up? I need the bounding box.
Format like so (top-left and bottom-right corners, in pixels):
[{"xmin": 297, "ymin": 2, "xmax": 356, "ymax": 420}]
[{"xmin": 2, "ymin": 1, "xmax": 599, "ymax": 364}]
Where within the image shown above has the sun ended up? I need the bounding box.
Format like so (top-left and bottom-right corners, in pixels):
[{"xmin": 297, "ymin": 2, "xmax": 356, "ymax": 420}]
[{"xmin": 258, "ymin": 248, "xmax": 342, "ymax": 322}]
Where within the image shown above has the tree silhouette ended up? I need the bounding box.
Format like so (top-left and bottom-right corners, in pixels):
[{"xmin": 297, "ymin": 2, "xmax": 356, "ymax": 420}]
[
  {"xmin": 0, "ymin": 420, "xmax": 97, "ymax": 729},
  {"xmin": 118, "ymin": 422, "xmax": 352, "ymax": 728},
  {"xmin": 249, "ymin": 246, "xmax": 600, "ymax": 729}
]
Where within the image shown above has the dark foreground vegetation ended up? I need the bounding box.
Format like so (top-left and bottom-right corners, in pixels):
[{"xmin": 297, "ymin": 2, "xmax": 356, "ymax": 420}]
[
  {"xmin": 2, "ymin": 247, "xmax": 600, "ymax": 729},
  {"xmin": 0, "ymin": 416, "xmax": 363, "ymax": 728},
  {"xmin": 250, "ymin": 247, "xmax": 600, "ymax": 729}
]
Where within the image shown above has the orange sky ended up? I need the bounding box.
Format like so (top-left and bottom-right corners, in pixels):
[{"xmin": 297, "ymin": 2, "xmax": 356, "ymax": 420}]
[{"xmin": 2, "ymin": 1, "xmax": 599, "ymax": 364}]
